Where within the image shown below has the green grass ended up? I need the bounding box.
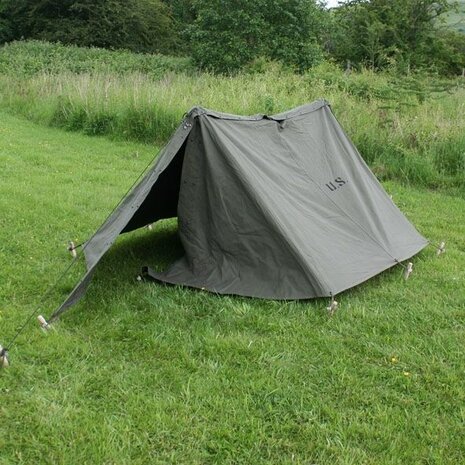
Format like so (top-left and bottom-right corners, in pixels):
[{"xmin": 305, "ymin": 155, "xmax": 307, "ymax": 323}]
[
  {"xmin": 1, "ymin": 42, "xmax": 464, "ymax": 193},
  {"xmin": 1, "ymin": 112, "xmax": 465, "ymax": 464}
]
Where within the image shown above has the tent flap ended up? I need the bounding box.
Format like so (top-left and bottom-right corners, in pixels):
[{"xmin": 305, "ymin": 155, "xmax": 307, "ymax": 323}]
[{"xmin": 50, "ymin": 110, "xmax": 197, "ymax": 319}]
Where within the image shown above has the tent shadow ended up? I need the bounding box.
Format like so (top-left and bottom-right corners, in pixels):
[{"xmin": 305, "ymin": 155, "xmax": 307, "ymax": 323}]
[{"xmin": 94, "ymin": 220, "xmax": 184, "ymax": 285}]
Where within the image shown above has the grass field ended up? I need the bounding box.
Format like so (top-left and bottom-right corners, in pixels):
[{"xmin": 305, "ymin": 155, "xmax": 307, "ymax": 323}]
[{"xmin": 1, "ymin": 111, "xmax": 465, "ymax": 464}]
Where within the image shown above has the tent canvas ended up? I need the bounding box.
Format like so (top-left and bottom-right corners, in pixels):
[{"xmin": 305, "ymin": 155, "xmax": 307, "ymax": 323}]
[{"xmin": 51, "ymin": 100, "xmax": 428, "ymax": 319}]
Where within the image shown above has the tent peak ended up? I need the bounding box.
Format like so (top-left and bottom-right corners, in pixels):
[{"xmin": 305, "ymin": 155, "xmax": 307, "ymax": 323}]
[{"xmin": 185, "ymin": 99, "xmax": 330, "ymax": 122}]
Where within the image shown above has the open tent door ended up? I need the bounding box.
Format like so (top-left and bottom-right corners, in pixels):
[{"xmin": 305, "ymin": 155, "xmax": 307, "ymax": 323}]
[
  {"xmin": 121, "ymin": 140, "xmax": 187, "ymax": 234},
  {"xmin": 50, "ymin": 109, "xmax": 200, "ymax": 320}
]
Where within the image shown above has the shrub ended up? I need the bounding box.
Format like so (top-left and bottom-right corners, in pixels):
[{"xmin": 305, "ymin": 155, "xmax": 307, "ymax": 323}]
[
  {"xmin": 0, "ymin": 0, "xmax": 179, "ymax": 55},
  {"xmin": 0, "ymin": 41, "xmax": 194, "ymax": 78},
  {"xmin": 188, "ymin": 0, "xmax": 326, "ymax": 74}
]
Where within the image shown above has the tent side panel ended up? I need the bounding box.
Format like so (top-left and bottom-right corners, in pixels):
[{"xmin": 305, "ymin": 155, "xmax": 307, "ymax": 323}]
[
  {"xmin": 154, "ymin": 107, "xmax": 427, "ymax": 298},
  {"xmin": 83, "ymin": 117, "xmax": 195, "ymax": 270},
  {"xmin": 276, "ymin": 105, "xmax": 428, "ymax": 293}
]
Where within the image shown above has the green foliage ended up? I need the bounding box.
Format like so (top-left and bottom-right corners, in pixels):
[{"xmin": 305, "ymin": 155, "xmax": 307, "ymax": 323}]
[
  {"xmin": 1, "ymin": 0, "xmax": 463, "ymax": 75},
  {"xmin": 0, "ymin": 41, "xmax": 464, "ymax": 192},
  {"xmin": 43, "ymin": 84, "xmax": 184, "ymax": 142},
  {"xmin": 429, "ymin": 29, "xmax": 465, "ymax": 75},
  {"xmin": 329, "ymin": 0, "xmax": 463, "ymax": 74},
  {"xmin": 0, "ymin": 0, "xmax": 178, "ymax": 54},
  {"xmin": 163, "ymin": 0, "xmax": 196, "ymax": 54},
  {"xmin": 188, "ymin": 0, "xmax": 326, "ymax": 73},
  {"xmin": 0, "ymin": 1, "xmax": 12, "ymax": 43},
  {"xmin": 0, "ymin": 41, "xmax": 193, "ymax": 77},
  {"xmin": 188, "ymin": 0, "xmax": 262, "ymax": 73},
  {"xmin": 2, "ymin": 0, "xmax": 463, "ymax": 75}
]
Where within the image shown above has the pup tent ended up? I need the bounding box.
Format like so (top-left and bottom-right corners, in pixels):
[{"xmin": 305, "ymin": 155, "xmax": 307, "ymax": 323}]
[{"xmin": 51, "ymin": 100, "xmax": 428, "ymax": 320}]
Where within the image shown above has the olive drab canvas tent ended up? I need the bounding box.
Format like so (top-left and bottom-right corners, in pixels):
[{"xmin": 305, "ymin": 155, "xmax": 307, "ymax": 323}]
[{"xmin": 51, "ymin": 100, "xmax": 428, "ymax": 319}]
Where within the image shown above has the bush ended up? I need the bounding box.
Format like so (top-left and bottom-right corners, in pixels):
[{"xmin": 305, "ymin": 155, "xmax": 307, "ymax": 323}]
[
  {"xmin": 0, "ymin": 0, "xmax": 179, "ymax": 54},
  {"xmin": 0, "ymin": 41, "xmax": 194, "ymax": 78},
  {"xmin": 188, "ymin": 0, "xmax": 326, "ymax": 74}
]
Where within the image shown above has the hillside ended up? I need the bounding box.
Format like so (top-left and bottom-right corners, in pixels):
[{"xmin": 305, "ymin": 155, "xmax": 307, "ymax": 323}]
[{"xmin": 446, "ymin": 0, "xmax": 465, "ymax": 33}]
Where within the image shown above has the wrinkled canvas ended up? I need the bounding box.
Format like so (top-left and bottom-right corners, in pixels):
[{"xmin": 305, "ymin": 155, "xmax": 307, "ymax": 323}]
[{"xmin": 52, "ymin": 101, "xmax": 427, "ymax": 319}]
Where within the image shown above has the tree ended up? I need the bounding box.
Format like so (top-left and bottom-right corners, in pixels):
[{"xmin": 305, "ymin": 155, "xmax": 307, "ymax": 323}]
[
  {"xmin": 263, "ymin": 0, "xmax": 327, "ymax": 71},
  {"xmin": 187, "ymin": 0, "xmax": 327, "ymax": 73},
  {"xmin": 0, "ymin": 0, "xmax": 178, "ymax": 54},
  {"xmin": 0, "ymin": 0, "xmax": 19, "ymax": 42},
  {"xmin": 329, "ymin": 0, "xmax": 456, "ymax": 72}
]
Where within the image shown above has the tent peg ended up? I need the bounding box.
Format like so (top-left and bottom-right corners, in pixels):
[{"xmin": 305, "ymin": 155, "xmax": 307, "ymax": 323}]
[
  {"xmin": 67, "ymin": 241, "xmax": 77, "ymax": 258},
  {"xmin": 404, "ymin": 262, "xmax": 413, "ymax": 280},
  {"xmin": 146, "ymin": 223, "xmax": 153, "ymax": 231},
  {"xmin": 37, "ymin": 315, "xmax": 52, "ymax": 332},
  {"xmin": 0, "ymin": 345, "xmax": 9, "ymax": 368},
  {"xmin": 136, "ymin": 275, "xmax": 143, "ymax": 282},
  {"xmin": 436, "ymin": 241, "xmax": 446, "ymax": 256},
  {"xmin": 327, "ymin": 296, "xmax": 338, "ymax": 316}
]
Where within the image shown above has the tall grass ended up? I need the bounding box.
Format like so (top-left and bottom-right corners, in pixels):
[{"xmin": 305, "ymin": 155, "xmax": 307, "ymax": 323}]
[{"xmin": 0, "ymin": 41, "xmax": 464, "ymax": 193}]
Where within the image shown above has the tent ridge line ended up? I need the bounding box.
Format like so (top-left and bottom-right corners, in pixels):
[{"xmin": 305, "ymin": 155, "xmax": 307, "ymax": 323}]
[{"xmin": 186, "ymin": 99, "xmax": 329, "ymax": 122}]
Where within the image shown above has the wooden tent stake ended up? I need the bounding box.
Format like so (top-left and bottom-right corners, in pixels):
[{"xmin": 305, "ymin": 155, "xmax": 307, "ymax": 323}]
[
  {"xmin": 37, "ymin": 315, "xmax": 51, "ymax": 332},
  {"xmin": 67, "ymin": 241, "xmax": 77, "ymax": 258},
  {"xmin": 436, "ymin": 241, "xmax": 446, "ymax": 256},
  {"xmin": 327, "ymin": 296, "xmax": 339, "ymax": 316},
  {"xmin": 0, "ymin": 345, "xmax": 9, "ymax": 368},
  {"xmin": 404, "ymin": 262, "xmax": 413, "ymax": 280}
]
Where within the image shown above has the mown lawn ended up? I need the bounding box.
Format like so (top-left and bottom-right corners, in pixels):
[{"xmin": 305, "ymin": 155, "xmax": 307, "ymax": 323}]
[{"xmin": 1, "ymin": 111, "xmax": 464, "ymax": 465}]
